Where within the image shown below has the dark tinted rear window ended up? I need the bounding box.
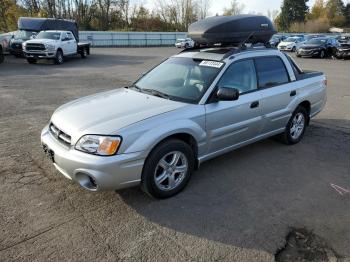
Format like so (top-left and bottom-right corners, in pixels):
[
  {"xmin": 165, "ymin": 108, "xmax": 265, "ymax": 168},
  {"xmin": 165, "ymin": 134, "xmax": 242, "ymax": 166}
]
[{"xmin": 255, "ymin": 57, "xmax": 289, "ymax": 88}]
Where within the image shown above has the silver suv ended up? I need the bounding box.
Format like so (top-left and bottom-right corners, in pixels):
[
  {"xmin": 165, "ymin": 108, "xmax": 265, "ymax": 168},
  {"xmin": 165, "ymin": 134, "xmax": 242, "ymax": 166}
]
[{"xmin": 41, "ymin": 47, "xmax": 326, "ymax": 198}]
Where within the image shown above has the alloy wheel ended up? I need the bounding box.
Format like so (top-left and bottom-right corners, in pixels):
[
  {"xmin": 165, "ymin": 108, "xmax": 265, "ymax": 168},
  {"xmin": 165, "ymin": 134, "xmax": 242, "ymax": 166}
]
[
  {"xmin": 154, "ymin": 151, "xmax": 188, "ymax": 191},
  {"xmin": 290, "ymin": 112, "xmax": 305, "ymax": 140}
]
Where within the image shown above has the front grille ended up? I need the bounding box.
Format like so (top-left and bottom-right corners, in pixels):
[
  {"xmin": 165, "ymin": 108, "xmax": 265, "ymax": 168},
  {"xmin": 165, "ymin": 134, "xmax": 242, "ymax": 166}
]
[
  {"xmin": 11, "ymin": 43, "xmax": 22, "ymax": 50},
  {"xmin": 26, "ymin": 43, "xmax": 46, "ymax": 51},
  {"xmin": 49, "ymin": 123, "xmax": 72, "ymax": 146},
  {"xmin": 299, "ymin": 49, "xmax": 313, "ymax": 55}
]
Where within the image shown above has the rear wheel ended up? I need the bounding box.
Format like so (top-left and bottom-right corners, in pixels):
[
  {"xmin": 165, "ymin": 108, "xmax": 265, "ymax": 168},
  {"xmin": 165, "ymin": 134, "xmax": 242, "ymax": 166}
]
[
  {"xmin": 55, "ymin": 50, "xmax": 64, "ymax": 64},
  {"xmin": 279, "ymin": 106, "xmax": 308, "ymax": 145},
  {"xmin": 292, "ymin": 46, "xmax": 296, "ymax": 52},
  {"xmin": 80, "ymin": 47, "xmax": 87, "ymax": 58},
  {"xmin": 141, "ymin": 139, "xmax": 194, "ymax": 198},
  {"xmin": 27, "ymin": 58, "xmax": 37, "ymax": 64}
]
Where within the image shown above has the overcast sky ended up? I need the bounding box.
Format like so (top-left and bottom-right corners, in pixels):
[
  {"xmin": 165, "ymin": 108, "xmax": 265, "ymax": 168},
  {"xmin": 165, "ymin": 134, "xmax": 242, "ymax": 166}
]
[
  {"xmin": 209, "ymin": 0, "xmax": 316, "ymax": 16},
  {"xmin": 142, "ymin": 0, "xmax": 350, "ymax": 17}
]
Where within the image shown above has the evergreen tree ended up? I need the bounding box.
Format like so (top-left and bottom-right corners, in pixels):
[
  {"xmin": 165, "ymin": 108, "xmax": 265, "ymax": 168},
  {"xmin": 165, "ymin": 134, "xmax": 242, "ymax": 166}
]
[{"xmin": 279, "ymin": 0, "xmax": 309, "ymax": 31}]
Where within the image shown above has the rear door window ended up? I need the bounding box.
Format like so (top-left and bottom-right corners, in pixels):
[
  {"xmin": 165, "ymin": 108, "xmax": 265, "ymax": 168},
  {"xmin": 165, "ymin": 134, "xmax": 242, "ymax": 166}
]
[
  {"xmin": 217, "ymin": 59, "xmax": 257, "ymax": 94},
  {"xmin": 255, "ymin": 57, "xmax": 290, "ymax": 88}
]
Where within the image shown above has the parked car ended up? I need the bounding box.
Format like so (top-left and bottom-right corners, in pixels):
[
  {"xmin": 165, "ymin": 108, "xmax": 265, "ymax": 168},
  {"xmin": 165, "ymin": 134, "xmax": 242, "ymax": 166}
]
[
  {"xmin": 23, "ymin": 30, "xmax": 90, "ymax": 64},
  {"xmin": 10, "ymin": 30, "xmax": 37, "ymax": 57},
  {"xmin": 0, "ymin": 41, "xmax": 4, "ymax": 64},
  {"xmin": 10, "ymin": 17, "xmax": 80, "ymax": 57},
  {"xmin": 338, "ymin": 34, "xmax": 350, "ymax": 43},
  {"xmin": 269, "ymin": 35, "xmax": 287, "ymax": 47},
  {"xmin": 278, "ymin": 36, "xmax": 304, "ymax": 52},
  {"xmin": 41, "ymin": 15, "xmax": 326, "ymax": 198},
  {"xmin": 303, "ymin": 34, "xmax": 326, "ymax": 42},
  {"xmin": 296, "ymin": 37, "xmax": 338, "ymax": 58},
  {"xmin": 175, "ymin": 38, "xmax": 195, "ymax": 49},
  {"xmin": 0, "ymin": 32, "xmax": 15, "ymax": 54},
  {"xmin": 335, "ymin": 40, "xmax": 350, "ymax": 59}
]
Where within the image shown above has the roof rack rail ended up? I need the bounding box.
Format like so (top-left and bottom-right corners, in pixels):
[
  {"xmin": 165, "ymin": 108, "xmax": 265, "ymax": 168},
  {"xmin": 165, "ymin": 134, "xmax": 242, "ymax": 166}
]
[{"xmin": 180, "ymin": 41, "xmax": 275, "ymax": 55}]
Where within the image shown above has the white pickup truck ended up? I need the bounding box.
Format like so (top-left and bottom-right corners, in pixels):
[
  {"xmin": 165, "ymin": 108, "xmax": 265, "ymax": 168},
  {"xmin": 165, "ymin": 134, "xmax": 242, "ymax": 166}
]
[{"xmin": 23, "ymin": 30, "xmax": 90, "ymax": 64}]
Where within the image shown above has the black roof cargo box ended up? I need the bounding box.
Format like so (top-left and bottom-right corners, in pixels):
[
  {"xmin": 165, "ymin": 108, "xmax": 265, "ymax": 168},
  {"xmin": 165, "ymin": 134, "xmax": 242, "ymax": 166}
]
[
  {"xmin": 18, "ymin": 17, "xmax": 79, "ymax": 42},
  {"xmin": 188, "ymin": 15, "xmax": 277, "ymax": 46}
]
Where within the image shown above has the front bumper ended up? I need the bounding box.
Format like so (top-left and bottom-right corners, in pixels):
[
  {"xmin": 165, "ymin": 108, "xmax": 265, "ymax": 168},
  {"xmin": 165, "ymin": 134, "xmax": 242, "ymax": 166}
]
[
  {"xmin": 24, "ymin": 50, "xmax": 56, "ymax": 59},
  {"xmin": 278, "ymin": 46, "xmax": 294, "ymax": 51},
  {"xmin": 296, "ymin": 49, "xmax": 320, "ymax": 57},
  {"xmin": 335, "ymin": 50, "xmax": 350, "ymax": 58},
  {"xmin": 40, "ymin": 125, "xmax": 145, "ymax": 191}
]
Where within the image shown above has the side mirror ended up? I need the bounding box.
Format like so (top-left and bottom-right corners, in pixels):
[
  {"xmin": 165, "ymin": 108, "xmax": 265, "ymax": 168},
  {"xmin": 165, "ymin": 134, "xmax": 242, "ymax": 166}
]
[{"xmin": 216, "ymin": 87, "xmax": 239, "ymax": 101}]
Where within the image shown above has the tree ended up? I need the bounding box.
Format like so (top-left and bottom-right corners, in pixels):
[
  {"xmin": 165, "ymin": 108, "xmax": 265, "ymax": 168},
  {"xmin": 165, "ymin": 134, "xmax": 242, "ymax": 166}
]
[
  {"xmin": 344, "ymin": 3, "xmax": 350, "ymax": 26},
  {"xmin": 223, "ymin": 0, "xmax": 244, "ymax": 16},
  {"xmin": 198, "ymin": 0, "xmax": 210, "ymax": 19},
  {"xmin": 326, "ymin": 0, "xmax": 345, "ymax": 26},
  {"xmin": 309, "ymin": 0, "xmax": 328, "ymax": 20},
  {"xmin": 279, "ymin": 0, "xmax": 309, "ymax": 31}
]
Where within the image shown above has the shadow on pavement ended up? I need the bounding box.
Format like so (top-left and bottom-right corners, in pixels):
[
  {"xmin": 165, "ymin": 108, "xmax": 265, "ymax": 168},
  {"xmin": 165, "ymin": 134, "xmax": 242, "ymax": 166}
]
[{"xmin": 119, "ymin": 119, "xmax": 350, "ymax": 255}]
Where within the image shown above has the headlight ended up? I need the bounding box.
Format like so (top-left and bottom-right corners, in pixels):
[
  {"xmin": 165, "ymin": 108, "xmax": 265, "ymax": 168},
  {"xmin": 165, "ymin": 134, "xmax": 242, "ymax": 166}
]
[
  {"xmin": 45, "ymin": 44, "xmax": 55, "ymax": 51},
  {"xmin": 75, "ymin": 135, "xmax": 122, "ymax": 156}
]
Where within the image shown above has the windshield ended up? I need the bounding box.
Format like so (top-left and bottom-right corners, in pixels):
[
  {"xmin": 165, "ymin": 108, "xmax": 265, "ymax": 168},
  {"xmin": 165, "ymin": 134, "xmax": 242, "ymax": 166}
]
[
  {"xmin": 132, "ymin": 57, "xmax": 223, "ymax": 103},
  {"xmin": 285, "ymin": 37, "xmax": 299, "ymax": 42},
  {"xmin": 306, "ymin": 38, "xmax": 327, "ymax": 45},
  {"xmin": 14, "ymin": 30, "xmax": 36, "ymax": 40},
  {"xmin": 36, "ymin": 32, "xmax": 61, "ymax": 40},
  {"xmin": 176, "ymin": 39, "xmax": 185, "ymax": 43}
]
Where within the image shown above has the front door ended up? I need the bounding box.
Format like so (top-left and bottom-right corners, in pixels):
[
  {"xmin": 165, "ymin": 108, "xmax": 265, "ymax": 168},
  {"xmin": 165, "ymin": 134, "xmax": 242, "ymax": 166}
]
[{"xmin": 205, "ymin": 59, "xmax": 263, "ymax": 155}]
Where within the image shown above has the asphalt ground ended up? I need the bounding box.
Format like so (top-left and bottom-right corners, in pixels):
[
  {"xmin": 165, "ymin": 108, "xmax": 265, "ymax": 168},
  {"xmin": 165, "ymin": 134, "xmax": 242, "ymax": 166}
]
[{"xmin": 0, "ymin": 48, "xmax": 349, "ymax": 262}]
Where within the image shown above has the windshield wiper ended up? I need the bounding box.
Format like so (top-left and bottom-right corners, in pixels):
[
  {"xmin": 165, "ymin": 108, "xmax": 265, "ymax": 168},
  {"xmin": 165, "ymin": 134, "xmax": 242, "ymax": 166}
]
[
  {"xmin": 128, "ymin": 84, "xmax": 142, "ymax": 92},
  {"xmin": 142, "ymin": 88, "xmax": 170, "ymax": 99}
]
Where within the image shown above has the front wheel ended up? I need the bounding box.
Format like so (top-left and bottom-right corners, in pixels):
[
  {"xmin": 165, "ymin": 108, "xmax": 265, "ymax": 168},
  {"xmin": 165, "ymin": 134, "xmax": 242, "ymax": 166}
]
[
  {"xmin": 27, "ymin": 58, "xmax": 37, "ymax": 64},
  {"xmin": 319, "ymin": 50, "xmax": 325, "ymax": 59},
  {"xmin": 141, "ymin": 139, "xmax": 194, "ymax": 198},
  {"xmin": 279, "ymin": 106, "xmax": 308, "ymax": 145},
  {"xmin": 0, "ymin": 50, "xmax": 4, "ymax": 64},
  {"xmin": 292, "ymin": 46, "xmax": 296, "ymax": 52},
  {"xmin": 55, "ymin": 50, "xmax": 64, "ymax": 64}
]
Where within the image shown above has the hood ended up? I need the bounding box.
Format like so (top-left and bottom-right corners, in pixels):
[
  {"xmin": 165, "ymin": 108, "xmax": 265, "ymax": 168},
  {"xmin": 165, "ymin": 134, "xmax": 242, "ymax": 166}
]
[
  {"xmin": 279, "ymin": 41, "xmax": 295, "ymax": 46},
  {"xmin": 51, "ymin": 88, "xmax": 187, "ymax": 144},
  {"xmin": 25, "ymin": 39, "xmax": 57, "ymax": 45},
  {"xmin": 300, "ymin": 44, "xmax": 323, "ymax": 49}
]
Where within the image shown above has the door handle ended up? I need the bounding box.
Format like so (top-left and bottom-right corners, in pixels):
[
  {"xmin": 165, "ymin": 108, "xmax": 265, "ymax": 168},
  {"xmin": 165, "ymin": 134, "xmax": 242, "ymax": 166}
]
[
  {"xmin": 290, "ymin": 90, "xmax": 296, "ymax": 96},
  {"xmin": 250, "ymin": 101, "xmax": 259, "ymax": 108}
]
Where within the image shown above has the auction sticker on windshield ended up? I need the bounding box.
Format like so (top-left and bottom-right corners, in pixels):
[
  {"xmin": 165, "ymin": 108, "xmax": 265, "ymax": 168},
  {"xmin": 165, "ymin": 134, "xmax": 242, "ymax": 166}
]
[{"xmin": 199, "ymin": 60, "xmax": 224, "ymax": 68}]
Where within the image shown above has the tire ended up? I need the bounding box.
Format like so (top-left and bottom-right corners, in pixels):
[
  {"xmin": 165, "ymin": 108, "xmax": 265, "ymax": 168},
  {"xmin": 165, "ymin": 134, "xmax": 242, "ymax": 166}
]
[
  {"xmin": 80, "ymin": 47, "xmax": 87, "ymax": 58},
  {"xmin": 292, "ymin": 46, "xmax": 296, "ymax": 52},
  {"xmin": 55, "ymin": 50, "xmax": 64, "ymax": 64},
  {"xmin": 184, "ymin": 43, "xmax": 189, "ymax": 49},
  {"xmin": 320, "ymin": 50, "xmax": 325, "ymax": 59},
  {"xmin": 0, "ymin": 49, "xmax": 4, "ymax": 64},
  {"xmin": 141, "ymin": 139, "xmax": 195, "ymax": 198},
  {"xmin": 296, "ymin": 53, "xmax": 301, "ymax": 58},
  {"xmin": 27, "ymin": 58, "xmax": 37, "ymax": 64},
  {"xmin": 279, "ymin": 106, "xmax": 308, "ymax": 145}
]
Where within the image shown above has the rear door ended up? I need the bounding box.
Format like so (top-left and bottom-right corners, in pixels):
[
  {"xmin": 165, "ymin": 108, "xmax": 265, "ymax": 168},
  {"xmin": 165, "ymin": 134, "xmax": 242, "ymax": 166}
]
[
  {"xmin": 255, "ymin": 56, "xmax": 297, "ymax": 134},
  {"xmin": 205, "ymin": 59, "xmax": 263, "ymax": 154}
]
